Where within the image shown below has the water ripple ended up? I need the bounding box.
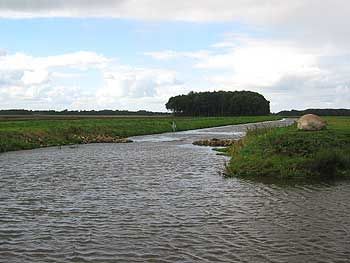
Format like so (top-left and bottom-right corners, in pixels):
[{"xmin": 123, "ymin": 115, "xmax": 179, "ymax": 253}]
[{"xmin": 1, "ymin": 119, "xmax": 349, "ymax": 262}]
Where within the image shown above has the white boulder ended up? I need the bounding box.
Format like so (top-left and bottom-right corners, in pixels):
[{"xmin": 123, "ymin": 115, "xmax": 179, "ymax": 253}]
[{"xmin": 297, "ymin": 114, "xmax": 326, "ymax": 131}]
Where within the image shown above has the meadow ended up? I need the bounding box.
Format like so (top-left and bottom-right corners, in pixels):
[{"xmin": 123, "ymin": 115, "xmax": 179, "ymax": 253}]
[
  {"xmin": 226, "ymin": 117, "xmax": 350, "ymax": 181},
  {"xmin": 0, "ymin": 115, "xmax": 279, "ymax": 153}
]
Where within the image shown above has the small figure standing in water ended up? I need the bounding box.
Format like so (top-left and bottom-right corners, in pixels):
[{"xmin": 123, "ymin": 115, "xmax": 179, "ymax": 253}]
[{"xmin": 171, "ymin": 121, "xmax": 177, "ymax": 132}]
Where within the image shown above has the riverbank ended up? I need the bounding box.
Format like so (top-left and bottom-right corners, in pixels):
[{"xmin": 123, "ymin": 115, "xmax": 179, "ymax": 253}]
[
  {"xmin": 225, "ymin": 117, "xmax": 350, "ymax": 181},
  {"xmin": 0, "ymin": 116, "xmax": 280, "ymax": 153}
]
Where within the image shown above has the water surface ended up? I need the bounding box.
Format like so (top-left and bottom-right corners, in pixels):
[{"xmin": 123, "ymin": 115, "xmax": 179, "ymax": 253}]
[{"xmin": 1, "ymin": 119, "xmax": 349, "ymax": 262}]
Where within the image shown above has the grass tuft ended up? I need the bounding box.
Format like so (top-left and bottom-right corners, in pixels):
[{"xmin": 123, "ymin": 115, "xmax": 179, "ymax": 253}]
[{"xmin": 226, "ymin": 117, "xmax": 350, "ymax": 182}]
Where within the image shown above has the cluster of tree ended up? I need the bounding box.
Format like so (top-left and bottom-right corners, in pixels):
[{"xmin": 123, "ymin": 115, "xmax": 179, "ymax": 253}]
[
  {"xmin": 0, "ymin": 109, "xmax": 169, "ymax": 116},
  {"xmin": 277, "ymin": 108, "xmax": 350, "ymax": 116},
  {"xmin": 166, "ymin": 91, "xmax": 270, "ymax": 116}
]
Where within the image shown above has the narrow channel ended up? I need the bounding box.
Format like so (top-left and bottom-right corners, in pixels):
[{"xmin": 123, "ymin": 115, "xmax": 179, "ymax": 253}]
[{"xmin": 0, "ymin": 119, "xmax": 349, "ymax": 262}]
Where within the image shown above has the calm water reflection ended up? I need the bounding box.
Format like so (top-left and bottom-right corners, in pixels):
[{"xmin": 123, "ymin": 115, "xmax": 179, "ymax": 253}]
[{"xmin": 0, "ymin": 119, "xmax": 349, "ymax": 262}]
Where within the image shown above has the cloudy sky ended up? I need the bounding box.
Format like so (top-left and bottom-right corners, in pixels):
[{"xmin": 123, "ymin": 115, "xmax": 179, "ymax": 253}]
[{"xmin": 0, "ymin": 0, "xmax": 349, "ymax": 112}]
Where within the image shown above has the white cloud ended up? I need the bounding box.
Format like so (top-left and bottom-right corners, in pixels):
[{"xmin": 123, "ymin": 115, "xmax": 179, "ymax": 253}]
[
  {"xmin": 0, "ymin": 51, "xmax": 110, "ymax": 109},
  {"xmin": 0, "ymin": 0, "xmax": 330, "ymax": 23},
  {"xmin": 0, "ymin": 0, "xmax": 281, "ymax": 20},
  {"xmin": 0, "ymin": 49, "xmax": 7, "ymax": 56},
  {"xmin": 198, "ymin": 38, "xmax": 322, "ymax": 87},
  {"xmin": 96, "ymin": 67, "xmax": 184, "ymax": 108},
  {"xmin": 2, "ymin": 37, "xmax": 349, "ymax": 112},
  {"xmin": 0, "ymin": 50, "xmax": 109, "ymax": 97},
  {"xmin": 0, "ymin": 1, "xmax": 347, "ymax": 27},
  {"xmin": 144, "ymin": 50, "xmax": 210, "ymax": 60},
  {"xmin": 265, "ymin": 75, "xmax": 350, "ymax": 111},
  {"xmin": 146, "ymin": 37, "xmax": 324, "ymax": 88},
  {"xmin": 0, "ymin": 51, "xmax": 108, "ymax": 72},
  {"xmin": 21, "ymin": 69, "xmax": 49, "ymax": 85},
  {"xmin": 1, "ymin": 1, "xmax": 350, "ymax": 51},
  {"xmin": 1, "ymin": 0, "xmax": 350, "ymax": 112},
  {"xmin": 145, "ymin": 35, "xmax": 350, "ymax": 111},
  {"xmin": 1, "ymin": 32, "xmax": 350, "ymax": 112},
  {"xmin": 0, "ymin": 51, "xmax": 184, "ymax": 111}
]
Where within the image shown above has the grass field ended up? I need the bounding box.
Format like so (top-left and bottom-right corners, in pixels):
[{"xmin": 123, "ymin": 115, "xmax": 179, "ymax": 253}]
[
  {"xmin": 226, "ymin": 117, "xmax": 350, "ymax": 181},
  {"xmin": 0, "ymin": 115, "xmax": 280, "ymax": 153}
]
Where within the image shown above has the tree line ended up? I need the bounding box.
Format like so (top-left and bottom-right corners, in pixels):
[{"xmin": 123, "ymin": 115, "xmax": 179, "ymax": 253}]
[
  {"xmin": 166, "ymin": 91, "xmax": 270, "ymax": 116},
  {"xmin": 0, "ymin": 109, "xmax": 169, "ymax": 116},
  {"xmin": 278, "ymin": 108, "xmax": 350, "ymax": 116}
]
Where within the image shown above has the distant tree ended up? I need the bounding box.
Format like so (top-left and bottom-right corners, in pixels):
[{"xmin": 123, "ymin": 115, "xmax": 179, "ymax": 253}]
[
  {"xmin": 277, "ymin": 108, "xmax": 350, "ymax": 116},
  {"xmin": 166, "ymin": 90, "xmax": 270, "ymax": 116},
  {"xmin": 0, "ymin": 109, "xmax": 170, "ymax": 116}
]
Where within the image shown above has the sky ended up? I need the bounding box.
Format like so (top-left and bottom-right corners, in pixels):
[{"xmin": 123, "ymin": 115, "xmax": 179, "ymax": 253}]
[{"xmin": 0, "ymin": 1, "xmax": 349, "ymax": 112}]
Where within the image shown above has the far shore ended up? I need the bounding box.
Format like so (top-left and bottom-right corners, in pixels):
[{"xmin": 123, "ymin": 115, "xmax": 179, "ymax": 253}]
[
  {"xmin": 0, "ymin": 115, "xmax": 280, "ymax": 153},
  {"xmin": 0, "ymin": 114, "xmax": 170, "ymax": 121}
]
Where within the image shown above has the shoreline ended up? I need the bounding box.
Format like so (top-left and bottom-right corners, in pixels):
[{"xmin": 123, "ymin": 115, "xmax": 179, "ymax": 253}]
[
  {"xmin": 225, "ymin": 116, "xmax": 350, "ymax": 181},
  {"xmin": 0, "ymin": 116, "xmax": 280, "ymax": 153}
]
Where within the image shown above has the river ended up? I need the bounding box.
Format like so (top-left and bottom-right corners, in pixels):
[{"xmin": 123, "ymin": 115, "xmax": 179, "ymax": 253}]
[{"xmin": 0, "ymin": 119, "xmax": 349, "ymax": 262}]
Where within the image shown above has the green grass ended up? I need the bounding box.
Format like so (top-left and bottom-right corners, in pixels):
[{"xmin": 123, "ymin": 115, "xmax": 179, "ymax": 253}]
[
  {"xmin": 226, "ymin": 117, "xmax": 350, "ymax": 182},
  {"xmin": 0, "ymin": 115, "xmax": 279, "ymax": 153}
]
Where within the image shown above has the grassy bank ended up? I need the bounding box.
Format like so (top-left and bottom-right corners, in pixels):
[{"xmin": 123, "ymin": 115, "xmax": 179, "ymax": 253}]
[
  {"xmin": 0, "ymin": 116, "xmax": 279, "ymax": 153},
  {"xmin": 226, "ymin": 117, "xmax": 350, "ymax": 181}
]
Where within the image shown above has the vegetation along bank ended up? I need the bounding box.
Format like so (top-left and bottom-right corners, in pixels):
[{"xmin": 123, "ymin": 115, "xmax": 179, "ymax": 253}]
[
  {"xmin": 0, "ymin": 116, "xmax": 280, "ymax": 153},
  {"xmin": 225, "ymin": 117, "xmax": 350, "ymax": 181}
]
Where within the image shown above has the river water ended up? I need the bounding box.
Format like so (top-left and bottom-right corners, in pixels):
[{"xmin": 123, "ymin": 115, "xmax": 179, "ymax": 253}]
[{"xmin": 0, "ymin": 119, "xmax": 349, "ymax": 263}]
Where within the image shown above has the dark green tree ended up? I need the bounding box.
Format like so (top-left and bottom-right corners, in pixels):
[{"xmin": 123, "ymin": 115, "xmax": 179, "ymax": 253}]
[{"xmin": 166, "ymin": 90, "xmax": 270, "ymax": 116}]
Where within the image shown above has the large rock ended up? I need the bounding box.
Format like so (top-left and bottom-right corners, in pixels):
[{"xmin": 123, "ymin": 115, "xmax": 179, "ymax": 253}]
[{"xmin": 297, "ymin": 114, "xmax": 326, "ymax": 131}]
